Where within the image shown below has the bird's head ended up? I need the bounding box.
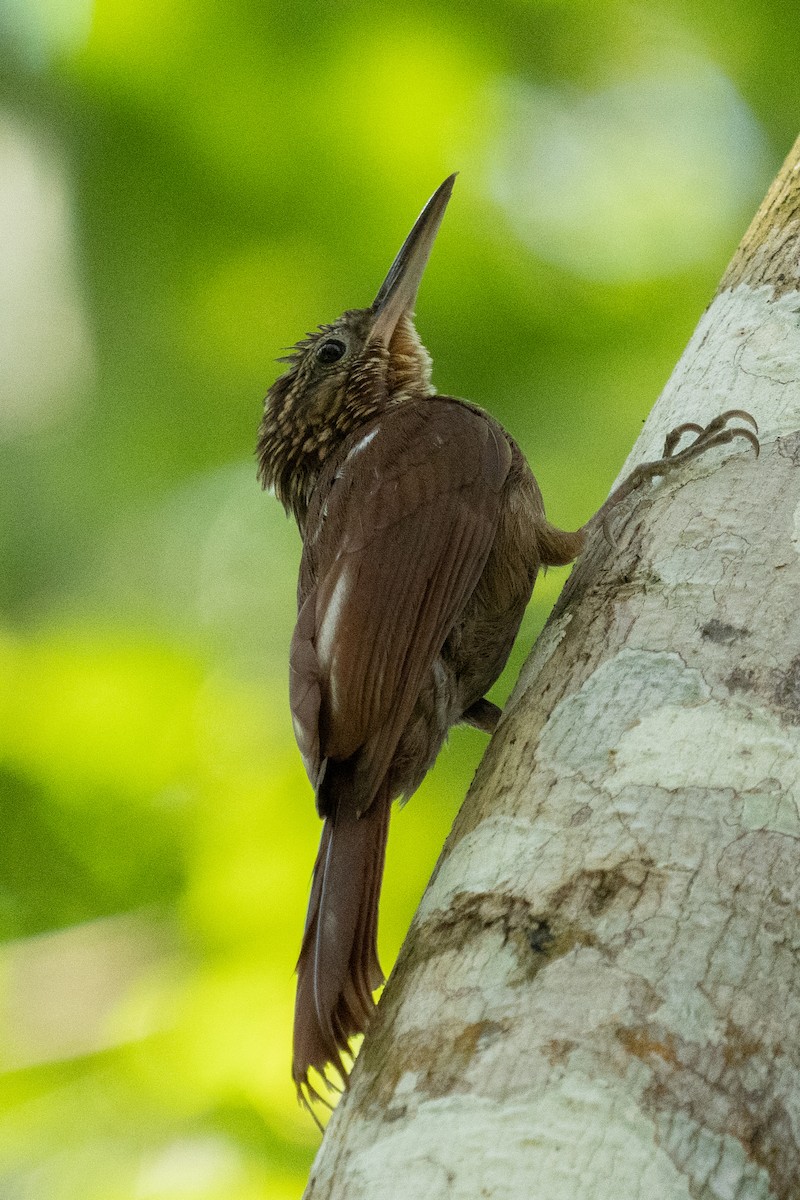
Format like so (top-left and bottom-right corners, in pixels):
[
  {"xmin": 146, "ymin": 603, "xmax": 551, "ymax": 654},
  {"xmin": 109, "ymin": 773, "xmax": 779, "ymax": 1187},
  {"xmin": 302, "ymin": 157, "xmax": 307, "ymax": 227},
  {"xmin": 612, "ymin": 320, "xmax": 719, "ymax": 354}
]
[{"xmin": 257, "ymin": 175, "xmax": 456, "ymax": 520}]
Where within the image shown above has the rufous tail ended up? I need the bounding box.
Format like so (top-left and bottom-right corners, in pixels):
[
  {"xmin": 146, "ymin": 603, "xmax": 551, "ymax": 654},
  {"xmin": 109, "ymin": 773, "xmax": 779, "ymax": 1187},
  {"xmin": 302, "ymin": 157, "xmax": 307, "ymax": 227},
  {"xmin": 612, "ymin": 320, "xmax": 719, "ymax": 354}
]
[{"xmin": 292, "ymin": 771, "xmax": 390, "ymax": 1109}]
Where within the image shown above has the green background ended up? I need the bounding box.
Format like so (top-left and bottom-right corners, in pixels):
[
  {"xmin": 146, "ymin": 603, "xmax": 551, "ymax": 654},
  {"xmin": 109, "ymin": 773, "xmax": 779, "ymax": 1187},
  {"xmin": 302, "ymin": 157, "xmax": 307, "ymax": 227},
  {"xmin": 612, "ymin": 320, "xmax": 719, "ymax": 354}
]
[{"xmin": 0, "ymin": 1, "xmax": 795, "ymax": 1195}]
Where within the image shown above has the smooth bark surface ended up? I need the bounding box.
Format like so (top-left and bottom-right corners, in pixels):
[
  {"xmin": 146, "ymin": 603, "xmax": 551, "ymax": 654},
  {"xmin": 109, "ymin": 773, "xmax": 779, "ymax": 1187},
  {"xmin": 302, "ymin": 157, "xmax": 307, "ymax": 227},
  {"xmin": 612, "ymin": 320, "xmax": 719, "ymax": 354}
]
[{"xmin": 304, "ymin": 135, "xmax": 800, "ymax": 1199}]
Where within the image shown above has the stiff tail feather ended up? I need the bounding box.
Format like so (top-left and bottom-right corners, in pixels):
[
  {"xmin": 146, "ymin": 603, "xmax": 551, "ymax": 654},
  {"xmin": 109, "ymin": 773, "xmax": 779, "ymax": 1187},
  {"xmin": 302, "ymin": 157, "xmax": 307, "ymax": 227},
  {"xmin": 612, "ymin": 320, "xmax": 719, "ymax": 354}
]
[{"xmin": 292, "ymin": 772, "xmax": 390, "ymax": 1111}]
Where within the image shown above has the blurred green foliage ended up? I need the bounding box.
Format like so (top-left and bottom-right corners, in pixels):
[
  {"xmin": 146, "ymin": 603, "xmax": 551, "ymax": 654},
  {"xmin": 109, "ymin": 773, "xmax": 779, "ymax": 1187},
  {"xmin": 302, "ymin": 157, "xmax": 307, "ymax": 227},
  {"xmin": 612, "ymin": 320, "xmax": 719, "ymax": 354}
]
[{"xmin": 0, "ymin": 0, "xmax": 796, "ymax": 1194}]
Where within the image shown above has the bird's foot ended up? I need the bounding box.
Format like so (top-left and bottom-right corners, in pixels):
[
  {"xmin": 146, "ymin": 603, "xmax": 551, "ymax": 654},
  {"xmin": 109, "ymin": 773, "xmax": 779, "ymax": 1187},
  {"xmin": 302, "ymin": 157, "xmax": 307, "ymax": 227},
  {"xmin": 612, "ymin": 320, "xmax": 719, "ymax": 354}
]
[
  {"xmin": 461, "ymin": 697, "xmax": 502, "ymax": 733},
  {"xmin": 660, "ymin": 409, "xmax": 759, "ymax": 461},
  {"xmin": 599, "ymin": 410, "xmax": 759, "ymax": 545}
]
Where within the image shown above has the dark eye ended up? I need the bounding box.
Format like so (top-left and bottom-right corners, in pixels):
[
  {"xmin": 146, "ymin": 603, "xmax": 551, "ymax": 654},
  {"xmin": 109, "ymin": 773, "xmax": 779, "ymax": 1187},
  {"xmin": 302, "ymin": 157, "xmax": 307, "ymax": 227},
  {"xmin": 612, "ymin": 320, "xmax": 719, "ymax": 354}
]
[{"xmin": 316, "ymin": 338, "xmax": 346, "ymax": 365}]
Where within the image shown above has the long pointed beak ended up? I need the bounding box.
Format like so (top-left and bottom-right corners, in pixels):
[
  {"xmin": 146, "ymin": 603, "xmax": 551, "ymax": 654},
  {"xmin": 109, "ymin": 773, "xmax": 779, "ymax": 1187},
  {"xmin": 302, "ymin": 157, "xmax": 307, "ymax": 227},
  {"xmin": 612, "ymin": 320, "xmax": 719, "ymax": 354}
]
[{"xmin": 369, "ymin": 174, "xmax": 456, "ymax": 346}]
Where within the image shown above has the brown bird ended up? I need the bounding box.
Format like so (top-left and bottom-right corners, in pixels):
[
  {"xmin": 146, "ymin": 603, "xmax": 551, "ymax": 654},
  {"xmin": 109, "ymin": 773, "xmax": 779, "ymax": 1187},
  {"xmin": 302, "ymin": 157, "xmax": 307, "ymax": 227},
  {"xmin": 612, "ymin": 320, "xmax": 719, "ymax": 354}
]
[{"xmin": 256, "ymin": 175, "xmax": 758, "ymax": 1112}]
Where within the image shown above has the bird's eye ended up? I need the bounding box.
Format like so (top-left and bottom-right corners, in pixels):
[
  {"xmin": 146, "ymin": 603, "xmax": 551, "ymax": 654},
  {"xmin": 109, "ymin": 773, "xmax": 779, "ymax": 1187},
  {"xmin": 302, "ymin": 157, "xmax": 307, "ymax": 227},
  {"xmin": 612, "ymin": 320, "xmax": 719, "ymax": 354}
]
[{"xmin": 316, "ymin": 338, "xmax": 346, "ymax": 365}]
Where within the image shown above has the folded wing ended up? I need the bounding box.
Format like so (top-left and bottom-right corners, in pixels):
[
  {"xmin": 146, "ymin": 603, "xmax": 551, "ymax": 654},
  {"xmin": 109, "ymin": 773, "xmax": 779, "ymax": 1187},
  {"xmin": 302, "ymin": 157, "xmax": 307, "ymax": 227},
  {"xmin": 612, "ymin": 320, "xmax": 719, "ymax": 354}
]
[{"xmin": 289, "ymin": 399, "xmax": 512, "ymax": 817}]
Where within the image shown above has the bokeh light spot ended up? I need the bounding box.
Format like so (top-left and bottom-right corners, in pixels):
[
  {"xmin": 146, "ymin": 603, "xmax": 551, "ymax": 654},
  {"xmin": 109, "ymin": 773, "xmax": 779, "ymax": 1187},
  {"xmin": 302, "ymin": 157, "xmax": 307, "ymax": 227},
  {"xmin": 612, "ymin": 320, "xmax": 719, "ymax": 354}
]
[{"xmin": 488, "ymin": 62, "xmax": 772, "ymax": 281}]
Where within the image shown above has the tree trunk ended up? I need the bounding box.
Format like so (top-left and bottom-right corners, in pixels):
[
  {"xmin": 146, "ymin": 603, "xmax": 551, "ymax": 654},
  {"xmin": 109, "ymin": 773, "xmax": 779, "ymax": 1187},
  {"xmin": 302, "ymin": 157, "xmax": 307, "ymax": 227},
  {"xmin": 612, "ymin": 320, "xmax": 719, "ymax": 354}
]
[{"xmin": 304, "ymin": 135, "xmax": 800, "ymax": 1199}]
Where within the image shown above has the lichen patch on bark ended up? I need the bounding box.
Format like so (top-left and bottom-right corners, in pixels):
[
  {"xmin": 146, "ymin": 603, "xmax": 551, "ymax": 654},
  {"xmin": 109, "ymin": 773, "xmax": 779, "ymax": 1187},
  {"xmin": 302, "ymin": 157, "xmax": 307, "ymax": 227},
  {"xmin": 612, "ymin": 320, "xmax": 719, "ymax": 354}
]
[
  {"xmin": 536, "ymin": 648, "xmax": 709, "ymax": 777},
  {"xmin": 606, "ymin": 701, "xmax": 800, "ymax": 798}
]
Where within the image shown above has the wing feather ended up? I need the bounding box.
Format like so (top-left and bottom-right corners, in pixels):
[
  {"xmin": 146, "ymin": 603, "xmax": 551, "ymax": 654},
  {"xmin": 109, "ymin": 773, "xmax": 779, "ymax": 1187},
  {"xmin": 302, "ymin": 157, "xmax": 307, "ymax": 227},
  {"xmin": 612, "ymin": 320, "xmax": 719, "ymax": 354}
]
[{"xmin": 289, "ymin": 400, "xmax": 511, "ymax": 816}]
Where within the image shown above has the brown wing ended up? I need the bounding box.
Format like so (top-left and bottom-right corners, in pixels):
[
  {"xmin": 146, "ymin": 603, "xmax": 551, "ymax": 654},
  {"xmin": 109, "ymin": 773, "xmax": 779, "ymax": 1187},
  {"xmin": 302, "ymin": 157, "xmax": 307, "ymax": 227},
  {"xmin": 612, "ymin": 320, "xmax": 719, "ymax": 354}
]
[{"xmin": 289, "ymin": 399, "xmax": 512, "ymax": 816}]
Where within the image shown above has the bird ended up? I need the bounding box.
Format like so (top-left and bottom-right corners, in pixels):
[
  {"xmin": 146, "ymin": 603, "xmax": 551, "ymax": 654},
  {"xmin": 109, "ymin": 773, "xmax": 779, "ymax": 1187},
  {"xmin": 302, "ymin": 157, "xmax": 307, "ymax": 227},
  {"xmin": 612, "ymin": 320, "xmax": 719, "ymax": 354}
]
[{"xmin": 256, "ymin": 175, "xmax": 758, "ymax": 1113}]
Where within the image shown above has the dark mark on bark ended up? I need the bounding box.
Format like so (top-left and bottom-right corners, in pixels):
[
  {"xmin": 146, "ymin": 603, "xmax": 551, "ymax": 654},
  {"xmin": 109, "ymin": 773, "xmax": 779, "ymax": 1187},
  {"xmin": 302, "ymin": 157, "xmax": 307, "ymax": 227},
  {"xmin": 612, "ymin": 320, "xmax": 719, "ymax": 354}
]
[
  {"xmin": 527, "ymin": 920, "xmax": 555, "ymax": 955},
  {"xmin": 418, "ymin": 890, "xmax": 539, "ymax": 958},
  {"xmin": 701, "ymin": 618, "xmax": 750, "ymax": 644},
  {"xmin": 357, "ymin": 865, "xmax": 654, "ymax": 1120},
  {"xmin": 618, "ymin": 1026, "xmax": 679, "ymax": 1067},
  {"xmin": 777, "ymin": 432, "xmax": 800, "ymax": 468},
  {"xmin": 361, "ymin": 1018, "xmax": 511, "ymax": 1114},
  {"xmin": 620, "ymin": 1019, "xmax": 797, "ymax": 1200},
  {"xmin": 420, "ymin": 865, "xmax": 643, "ymax": 972},
  {"xmin": 542, "ymin": 1038, "xmax": 578, "ymax": 1066},
  {"xmin": 774, "ymin": 656, "xmax": 800, "ymax": 724},
  {"xmin": 777, "ymin": 431, "xmax": 800, "ymax": 466},
  {"xmin": 727, "ymin": 658, "xmax": 800, "ymax": 726},
  {"xmin": 552, "ymin": 863, "xmax": 638, "ymax": 920},
  {"xmin": 727, "ymin": 666, "xmax": 757, "ymax": 693},
  {"xmin": 570, "ymin": 804, "xmax": 592, "ymax": 827}
]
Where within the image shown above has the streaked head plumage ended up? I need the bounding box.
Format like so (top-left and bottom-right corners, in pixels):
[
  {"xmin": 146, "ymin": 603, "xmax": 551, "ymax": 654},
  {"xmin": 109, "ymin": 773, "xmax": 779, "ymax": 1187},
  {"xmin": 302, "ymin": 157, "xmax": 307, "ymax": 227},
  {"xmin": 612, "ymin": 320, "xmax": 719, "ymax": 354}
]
[{"xmin": 257, "ymin": 175, "xmax": 456, "ymax": 522}]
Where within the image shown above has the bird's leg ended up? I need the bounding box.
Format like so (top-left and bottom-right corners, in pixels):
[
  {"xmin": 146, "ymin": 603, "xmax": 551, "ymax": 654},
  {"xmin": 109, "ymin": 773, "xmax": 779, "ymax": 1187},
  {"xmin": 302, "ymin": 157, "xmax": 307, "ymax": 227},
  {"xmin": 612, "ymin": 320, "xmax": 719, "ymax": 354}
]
[
  {"xmin": 461, "ymin": 697, "xmax": 502, "ymax": 733},
  {"xmin": 592, "ymin": 409, "xmax": 759, "ymax": 545}
]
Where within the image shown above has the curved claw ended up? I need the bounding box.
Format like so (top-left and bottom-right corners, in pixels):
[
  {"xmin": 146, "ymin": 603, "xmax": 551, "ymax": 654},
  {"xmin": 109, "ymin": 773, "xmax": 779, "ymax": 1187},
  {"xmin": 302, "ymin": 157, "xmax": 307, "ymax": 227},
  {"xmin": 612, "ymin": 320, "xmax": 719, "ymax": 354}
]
[
  {"xmin": 664, "ymin": 422, "xmax": 704, "ymax": 457},
  {"xmin": 732, "ymin": 427, "xmax": 760, "ymax": 457},
  {"xmin": 668, "ymin": 424, "xmax": 760, "ymax": 467},
  {"xmin": 710, "ymin": 408, "xmax": 759, "ymax": 434},
  {"xmin": 663, "ymin": 410, "xmax": 760, "ymax": 463}
]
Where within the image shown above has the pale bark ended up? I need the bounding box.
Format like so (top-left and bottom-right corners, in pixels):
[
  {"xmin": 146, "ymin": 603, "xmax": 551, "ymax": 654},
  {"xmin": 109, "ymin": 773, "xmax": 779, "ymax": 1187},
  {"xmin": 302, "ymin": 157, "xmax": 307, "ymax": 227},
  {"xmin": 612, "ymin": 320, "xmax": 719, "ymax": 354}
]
[{"xmin": 304, "ymin": 136, "xmax": 800, "ymax": 1199}]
